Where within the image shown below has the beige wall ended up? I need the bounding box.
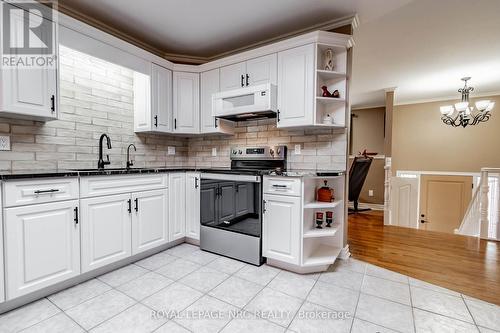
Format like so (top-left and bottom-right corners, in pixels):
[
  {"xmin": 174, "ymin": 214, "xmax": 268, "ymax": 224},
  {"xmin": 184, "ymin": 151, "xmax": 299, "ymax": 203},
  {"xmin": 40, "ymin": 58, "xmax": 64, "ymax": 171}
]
[{"xmin": 392, "ymin": 94, "xmax": 500, "ymax": 172}]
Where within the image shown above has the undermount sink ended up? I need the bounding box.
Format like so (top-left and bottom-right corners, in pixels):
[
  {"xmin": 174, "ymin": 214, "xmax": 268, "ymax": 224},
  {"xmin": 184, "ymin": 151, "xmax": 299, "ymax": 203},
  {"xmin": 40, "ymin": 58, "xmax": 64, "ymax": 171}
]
[{"xmin": 70, "ymin": 168, "xmax": 137, "ymax": 172}]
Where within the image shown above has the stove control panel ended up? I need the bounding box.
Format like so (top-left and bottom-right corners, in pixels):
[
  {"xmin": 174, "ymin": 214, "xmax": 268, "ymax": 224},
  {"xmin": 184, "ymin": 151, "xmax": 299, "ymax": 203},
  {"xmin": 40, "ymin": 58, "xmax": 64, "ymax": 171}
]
[{"xmin": 230, "ymin": 146, "xmax": 287, "ymax": 160}]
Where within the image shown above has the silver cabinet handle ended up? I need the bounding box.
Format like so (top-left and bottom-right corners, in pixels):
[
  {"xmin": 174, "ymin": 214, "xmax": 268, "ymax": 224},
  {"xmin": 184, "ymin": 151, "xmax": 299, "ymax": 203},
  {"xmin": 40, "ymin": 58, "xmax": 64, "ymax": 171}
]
[
  {"xmin": 34, "ymin": 189, "xmax": 60, "ymax": 194},
  {"xmin": 272, "ymin": 184, "xmax": 288, "ymax": 188}
]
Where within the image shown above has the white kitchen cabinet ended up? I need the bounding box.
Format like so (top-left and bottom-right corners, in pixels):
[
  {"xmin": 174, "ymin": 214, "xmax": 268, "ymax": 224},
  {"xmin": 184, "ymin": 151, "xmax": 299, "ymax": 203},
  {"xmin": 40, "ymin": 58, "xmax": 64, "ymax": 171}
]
[
  {"xmin": 246, "ymin": 54, "xmax": 277, "ymax": 86},
  {"xmin": 81, "ymin": 194, "xmax": 132, "ymax": 272},
  {"xmin": 0, "ymin": 188, "xmax": 5, "ymax": 302},
  {"xmin": 185, "ymin": 172, "xmax": 201, "ymax": 240},
  {"xmin": 220, "ymin": 61, "xmax": 246, "ymax": 91},
  {"xmin": 0, "ymin": 3, "xmax": 58, "ymax": 121},
  {"xmin": 132, "ymin": 189, "xmax": 168, "ymax": 254},
  {"xmin": 169, "ymin": 173, "xmax": 186, "ymax": 241},
  {"xmin": 200, "ymin": 69, "xmax": 235, "ymax": 135},
  {"xmin": 276, "ymin": 44, "xmax": 315, "ymax": 127},
  {"xmin": 173, "ymin": 71, "xmax": 200, "ymax": 134},
  {"xmin": 219, "ymin": 54, "xmax": 277, "ymax": 91},
  {"xmin": 263, "ymin": 194, "xmax": 301, "ymax": 265},
  {"xmin": 4, "ymin": 200, "xmax": 80, "ymax": 299},
  {"xmin": 134, "ymin": 63, "xmax": 172, "ymax": 133}
]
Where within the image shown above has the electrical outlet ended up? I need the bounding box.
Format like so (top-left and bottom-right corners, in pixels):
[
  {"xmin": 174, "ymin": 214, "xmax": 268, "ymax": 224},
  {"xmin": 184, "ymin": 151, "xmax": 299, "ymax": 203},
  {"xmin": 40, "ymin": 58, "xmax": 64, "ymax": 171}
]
[
  {"xmin": 0, "ymin": 135, "xmax": 11, "ymax": 151},
  {"xmin": 368, "ymin": 190, "xmax": 374, "ymax": 197},
  {"xmin": 294, "ymin": 144, "xmax": 301, "ymax": 155},
  {"xmin": 167, "ymin": 146, "xmax": 175, "ymax": 155},
  {"xmin": 212, "ymin": 147, "xmax": 217, "ymax": 157}
]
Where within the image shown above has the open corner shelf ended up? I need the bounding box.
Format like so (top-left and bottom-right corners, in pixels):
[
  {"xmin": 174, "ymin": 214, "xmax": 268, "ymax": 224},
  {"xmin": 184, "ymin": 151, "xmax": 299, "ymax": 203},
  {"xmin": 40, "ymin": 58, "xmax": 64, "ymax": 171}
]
[
  {"xmin": 316, "ymin": 96, "xmax": 346, "ymax": 104},
  {"xmin": 304, "ymin": 199, "xmax": 343, "ymax": 209},
  {"xmin": 302, "ymin": 244, "xmax": 342, "ymax": 267},
  {"xmin": 309, "ymin": 123, "xmax": 346, "ymax": 129},
  {"xmin": 316, "ymin": 69, "xmax": 346, "ymax": 80},
  {"xmin": 303, "ymin": 224, "xmax": 339, "ymax": 239}
]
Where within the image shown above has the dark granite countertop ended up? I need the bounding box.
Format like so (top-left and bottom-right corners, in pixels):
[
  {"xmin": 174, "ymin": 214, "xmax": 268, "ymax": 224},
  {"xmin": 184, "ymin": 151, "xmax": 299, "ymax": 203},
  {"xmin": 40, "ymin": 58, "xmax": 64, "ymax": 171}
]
[{"xmin": 0, "ymin": 167, "xmax": 346, "ymax": 180}]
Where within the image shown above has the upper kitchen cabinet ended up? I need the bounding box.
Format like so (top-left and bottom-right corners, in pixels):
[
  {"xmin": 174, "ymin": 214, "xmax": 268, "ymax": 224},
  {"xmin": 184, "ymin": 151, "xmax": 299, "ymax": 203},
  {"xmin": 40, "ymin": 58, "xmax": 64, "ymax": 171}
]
[
  {"xmin": 200, "ymin": 69, "xmax": 234, "ymax": 135},
  {"xmin": 276, "ymin": 44, "xmax": 315, "ymax": 128},
  {"xmin": 172, "ymin": 71, "xmax": 200, "ymax": 134},
  {"xmin": 134, "ymin": 63, "xmax": 172, "ymax": 133},
  {"xmin": 0, "ymin": 3, "xmax": 58, "ymax": 121},
  {"xmin": 219, "ymin": 54, "xmax": 277, "ymax": 91}
]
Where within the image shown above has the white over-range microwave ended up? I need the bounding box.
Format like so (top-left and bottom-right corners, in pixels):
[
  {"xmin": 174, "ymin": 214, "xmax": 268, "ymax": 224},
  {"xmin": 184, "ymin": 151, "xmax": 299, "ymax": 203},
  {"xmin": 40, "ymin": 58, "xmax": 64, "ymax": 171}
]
[{"xmin": 212, "ymin": 83, "xmax": 277, "ymax": 121}]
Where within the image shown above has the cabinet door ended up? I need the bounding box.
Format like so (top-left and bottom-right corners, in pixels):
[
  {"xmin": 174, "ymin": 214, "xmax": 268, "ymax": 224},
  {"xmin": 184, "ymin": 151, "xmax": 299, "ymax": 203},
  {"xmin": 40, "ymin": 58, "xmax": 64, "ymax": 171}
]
[
  {"xmin": 81, "ymin": 194, "xmax": 131, "ymax": 272},
  {"xmin": 168, "ymin": 173, "xmax": 186, "ymax": 241},
  {"xmin": 262, "ymin": 194, "xmax": 301, "ymax": 264},
  {"xmin": 132, "ymin": 189, "xmax": 168, "ymax": 255},
  {"xmin": 151, "ymin": 63, "xmax": 173, "ymax": 132},
  {"xmin": 220, "ymin": 61, "xmax": 246, "ymax": 91},
  {"xmin": 4, "ymin": 200, "xmax": 80, "ymax": 299},
  {"xmin": 200, "ymin": 182, "xmax": 218, "ymax": 227},
  {"xmin": 277, "ymin": 44, "xmax": 315, "ymax": 127},
  {"xmin": 246, "ymin": 54, "xmax": 277, "ymax": 86},
  {"xmin": 173, "ymin": 72, "xmax": 200, "ymax": 134},
  {"xmin": 0, "ymin": 6, "xmax": 57, "ymax": 120},
  {"xmin": 200, "ymin": 69, "xmax": 220, "ymax": 133},
  {"xmin": 218, "ymin": 182, "xmax": 236, "ymax": 224},
  {"xmin": 185, "ymin": 172, "xmax": 201, "ymax": 240}
]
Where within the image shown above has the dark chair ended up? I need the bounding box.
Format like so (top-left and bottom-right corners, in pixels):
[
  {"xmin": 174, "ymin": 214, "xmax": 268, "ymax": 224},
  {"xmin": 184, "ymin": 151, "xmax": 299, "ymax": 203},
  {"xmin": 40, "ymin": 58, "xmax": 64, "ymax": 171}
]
[{"xmin": 348, "ymin": 155, "xmax": 373, "ymax": 213}]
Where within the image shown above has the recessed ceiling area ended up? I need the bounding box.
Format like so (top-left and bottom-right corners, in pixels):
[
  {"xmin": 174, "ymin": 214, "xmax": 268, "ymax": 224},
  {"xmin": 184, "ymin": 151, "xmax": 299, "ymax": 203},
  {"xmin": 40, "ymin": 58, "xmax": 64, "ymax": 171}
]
[{"xmin": 58, "ymin": 0, "xmax": 500, "ymax": 108}]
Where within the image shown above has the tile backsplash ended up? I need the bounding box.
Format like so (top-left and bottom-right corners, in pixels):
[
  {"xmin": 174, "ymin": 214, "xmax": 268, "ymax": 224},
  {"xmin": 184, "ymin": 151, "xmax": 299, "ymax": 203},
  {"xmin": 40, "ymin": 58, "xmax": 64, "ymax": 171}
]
[{"xmin": 0, "ymin": 46, "xmax": 347, "ymax": 172}]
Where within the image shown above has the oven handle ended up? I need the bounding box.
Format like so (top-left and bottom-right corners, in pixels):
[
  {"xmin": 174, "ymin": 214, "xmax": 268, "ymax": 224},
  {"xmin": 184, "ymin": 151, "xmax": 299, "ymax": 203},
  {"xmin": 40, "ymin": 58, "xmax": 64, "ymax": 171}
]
[{"xmin": 200, "ymin": 173, "xmax": 261, "ymax": 183}]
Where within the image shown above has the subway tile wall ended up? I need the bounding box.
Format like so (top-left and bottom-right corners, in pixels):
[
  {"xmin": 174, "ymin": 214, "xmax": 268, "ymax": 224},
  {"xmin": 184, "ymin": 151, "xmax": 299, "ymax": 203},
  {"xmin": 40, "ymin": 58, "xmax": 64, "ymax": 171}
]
[
  {"xmin": 187, "ymin": 121, "xmax": 347, "ymax": 170},
  {"xmin": 0, "ymin": 46, "xmax": 189, "ymax": 171},
  {"xmin": 0, "ymin": 46, "xmax": 347, "ymax": 172}
]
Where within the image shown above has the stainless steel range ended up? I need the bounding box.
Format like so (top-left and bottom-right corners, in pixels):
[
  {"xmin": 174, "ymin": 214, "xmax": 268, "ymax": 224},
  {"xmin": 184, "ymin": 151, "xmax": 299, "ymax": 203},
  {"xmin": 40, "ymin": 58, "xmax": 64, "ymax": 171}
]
[{"xmin": 199, "ymin": 145, "xmax": 287, "ymax": 265}]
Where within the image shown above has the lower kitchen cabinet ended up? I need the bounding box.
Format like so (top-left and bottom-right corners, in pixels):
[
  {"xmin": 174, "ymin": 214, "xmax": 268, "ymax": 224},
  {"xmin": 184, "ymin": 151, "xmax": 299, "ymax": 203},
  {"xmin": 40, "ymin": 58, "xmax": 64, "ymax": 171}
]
[
  {"xmin": 169, "ymin": 173, "xmax": 186, "ymax": 241},
  {"xmin": 4, "ymin": 200, "xmax": 80, "ymax": 299},
  {"xmin": 132, "ymin": 189, "xmax": 168, "ymax": 254},
  {"xmin": 81, "ymin": 194, "xmax": 132, "ymax": 273},
  {"xmin": 262, "ymin": 194, "xmax": 301, "ymax": 265},
  {"xmin": 185, "ymin": 172, "xmax": 201, "ymax": 240}
]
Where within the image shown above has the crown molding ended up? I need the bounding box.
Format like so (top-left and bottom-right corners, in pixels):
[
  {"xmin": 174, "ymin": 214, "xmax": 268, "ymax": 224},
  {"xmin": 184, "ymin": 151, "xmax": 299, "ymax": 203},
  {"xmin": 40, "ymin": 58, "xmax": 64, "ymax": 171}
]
[{"xmin": 44, "ymin": 0, "xmax": 356, "ymax": 65}]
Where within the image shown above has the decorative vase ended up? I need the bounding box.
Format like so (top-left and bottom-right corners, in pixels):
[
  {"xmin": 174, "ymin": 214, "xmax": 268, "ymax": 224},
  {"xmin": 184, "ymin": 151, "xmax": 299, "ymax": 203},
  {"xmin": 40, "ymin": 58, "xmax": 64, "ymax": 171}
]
[
  {"xmin": 332, "ymin": 89, "xmax": 340, "ymax": 98},
  {"xmin": 321, "ymin": 86, "xmax": 332, "ymax": 97},
  {"xmin": 324, "ymin": 49, "xmax": 334, "ymax": 71},
  {"xmin": 315, "ymin": 212, "xmax": 324, "ymax": 229},
  {"xmin": 317, "ymin": 180, "xmax": 334, "ymax": 202},
  {"xmin": 323, "ymin": 114, "xmax": 333, "ymax": 124},
  {"xmin": 326, "ymin": 211, "xmax": 333, "ymax": 228}
]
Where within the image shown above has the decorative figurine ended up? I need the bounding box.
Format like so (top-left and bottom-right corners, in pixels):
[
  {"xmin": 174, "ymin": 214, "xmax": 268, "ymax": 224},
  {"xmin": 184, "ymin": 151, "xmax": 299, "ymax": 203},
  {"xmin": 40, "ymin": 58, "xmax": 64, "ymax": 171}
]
[
  {"xmin": 323, "ymin": 114, "xmax": 333, "ymax": 124},
  {"xmin": 315, "ymin": 212, "xmax": 324, "ymax": 229},
  {"xmin": 326, "ymin": 211, "xmax": 333, "ymax": 228},
  {"xmin": 321, "ymin": 86, "xmax": 332, "ymax": 97},
  {"xmin": 332, "ymin": 89, "xmax": 340, "ymax": 98},
  {"xmin": 324, "ymin": 48, "xmax": 334, "ymax": 71}
]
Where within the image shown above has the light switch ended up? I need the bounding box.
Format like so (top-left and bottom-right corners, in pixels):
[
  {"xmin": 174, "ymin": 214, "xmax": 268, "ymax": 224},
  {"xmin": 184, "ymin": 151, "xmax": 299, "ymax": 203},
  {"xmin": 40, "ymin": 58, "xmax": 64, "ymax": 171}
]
[
  {"xmin": 167, "ymin": 146, "xmax": 175, "ymax": 155},
  {"xmin": 368, "ymin": 190, "xmax": 374, "ymax": 197},
  {"xmin": 212, "ymin": 147, "xmax": 217, "ymax": 157},
  {"xmin": 294, "ymin": 144, "xmax": 301, "ymax": 155},
  {"xmin": 0, "ymin": 136, "xmax": 11, "ymax": 151}
]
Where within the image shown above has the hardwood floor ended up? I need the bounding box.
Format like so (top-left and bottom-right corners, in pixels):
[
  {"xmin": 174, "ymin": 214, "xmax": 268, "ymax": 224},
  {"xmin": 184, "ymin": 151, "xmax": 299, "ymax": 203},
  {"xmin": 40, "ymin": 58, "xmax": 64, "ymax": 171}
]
[{"xmin": 348, "ymin": 210, "xmax": 500, "ymax": 305}]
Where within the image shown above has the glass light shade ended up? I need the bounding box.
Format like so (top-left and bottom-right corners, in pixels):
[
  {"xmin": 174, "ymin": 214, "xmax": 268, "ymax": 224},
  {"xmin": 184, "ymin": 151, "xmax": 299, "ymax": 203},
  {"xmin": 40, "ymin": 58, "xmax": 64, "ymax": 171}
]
[
  {"xmin": 486, "ymin": 102, "xmax": 495, "ymax": 112},
  {"xmin": 440, "ymin": 105, "xmax": 454, "ymax": 115},
  {"xmin": 454, "ymin": 101, "xmax": 469, "ymax": 112},
  {"xmin": 475, "ymin": 100, "xmax": 491, "ymax": 111}
]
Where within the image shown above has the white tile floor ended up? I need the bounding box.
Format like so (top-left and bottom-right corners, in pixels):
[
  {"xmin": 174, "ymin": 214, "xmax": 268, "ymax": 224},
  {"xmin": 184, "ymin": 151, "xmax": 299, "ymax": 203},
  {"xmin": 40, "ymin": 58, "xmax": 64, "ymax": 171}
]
[{"xmin": 1, "ymin": 243, "xmax": 499, "ymax": 333}]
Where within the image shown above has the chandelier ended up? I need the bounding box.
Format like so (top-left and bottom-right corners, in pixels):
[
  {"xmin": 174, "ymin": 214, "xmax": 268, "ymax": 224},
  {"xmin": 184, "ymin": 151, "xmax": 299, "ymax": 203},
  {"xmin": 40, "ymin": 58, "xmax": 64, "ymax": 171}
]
[{"xmin": 440, "ymin": 77, "xmax": 494, "ymax": 128}]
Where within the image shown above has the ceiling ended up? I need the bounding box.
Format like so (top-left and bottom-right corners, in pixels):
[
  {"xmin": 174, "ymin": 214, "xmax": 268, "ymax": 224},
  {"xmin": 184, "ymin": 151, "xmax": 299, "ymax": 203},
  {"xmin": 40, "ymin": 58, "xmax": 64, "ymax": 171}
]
[{"xmin": 59, "ymin": 0, "xmax": 500, "ymax": 108}]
